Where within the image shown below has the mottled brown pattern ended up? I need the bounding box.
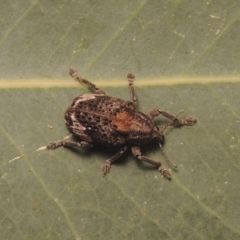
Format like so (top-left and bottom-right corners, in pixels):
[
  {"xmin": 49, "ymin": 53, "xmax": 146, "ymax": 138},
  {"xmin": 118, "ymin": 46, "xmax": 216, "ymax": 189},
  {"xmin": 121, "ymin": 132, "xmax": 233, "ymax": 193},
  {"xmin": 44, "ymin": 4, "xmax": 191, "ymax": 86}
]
[{"xmin": 47, "ymin": 68, "xmax": 196, "ymax": 180}]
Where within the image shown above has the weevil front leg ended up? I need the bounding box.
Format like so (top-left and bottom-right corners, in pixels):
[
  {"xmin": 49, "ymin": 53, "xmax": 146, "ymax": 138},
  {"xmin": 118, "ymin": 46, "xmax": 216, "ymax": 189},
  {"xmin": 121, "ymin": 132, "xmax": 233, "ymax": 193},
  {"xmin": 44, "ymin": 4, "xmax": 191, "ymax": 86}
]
[
  {"xmin": 131, "ymin": 146, "xmax": 171, "ymax": 180},
  {"xmin": 127, "ymin": 73, "xmax": 137, "ymax": 107},
  {"xmin": 147, "ymin": 109, "xmax": 196, "ymax": 127},
  {"xmin": 102, "ymin": 146, "xmax": 128, "ymax": 175},
  {"xmin": 69, "ymin": 68, "xmax": 106, "ymax": 95},
  {"xmin": 47, "ymin": 140, "xmax": 93, "ymax": 149}
]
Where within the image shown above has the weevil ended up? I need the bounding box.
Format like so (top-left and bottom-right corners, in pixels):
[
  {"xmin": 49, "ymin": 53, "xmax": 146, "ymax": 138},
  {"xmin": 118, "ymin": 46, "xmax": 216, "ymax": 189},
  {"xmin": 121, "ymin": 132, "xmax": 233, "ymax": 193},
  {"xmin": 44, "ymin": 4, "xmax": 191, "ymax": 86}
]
[{"xmin": 47, "ymin": 68, "xmax": 196, "ymax": 180}]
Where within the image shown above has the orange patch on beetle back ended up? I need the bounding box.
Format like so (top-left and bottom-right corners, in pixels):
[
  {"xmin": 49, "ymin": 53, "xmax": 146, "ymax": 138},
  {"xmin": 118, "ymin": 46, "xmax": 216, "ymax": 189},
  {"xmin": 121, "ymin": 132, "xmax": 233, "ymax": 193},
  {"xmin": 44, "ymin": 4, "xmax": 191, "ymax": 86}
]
[{"xmin": 112, "ymin": 112, "xmax": 134, "ymax": 131}]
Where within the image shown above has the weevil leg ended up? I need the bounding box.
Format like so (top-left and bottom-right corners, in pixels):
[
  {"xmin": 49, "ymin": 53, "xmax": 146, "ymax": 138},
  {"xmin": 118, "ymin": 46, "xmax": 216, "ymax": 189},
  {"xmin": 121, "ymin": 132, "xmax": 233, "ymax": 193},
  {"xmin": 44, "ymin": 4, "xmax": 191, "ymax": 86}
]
[
  {"xmin": 102, "ymin": 146, "xmax": 128, "ymax": 175},
  {"xmin": 147, "ymin": 109, "xmax": 196, "ymax": 127},
  {"xmin": 69, "ymin": 68, "xmax": 106, "ymax": 95},
  {"xmin": 131, "ymin": 146, "xmax": 171, "ymax": 180},
  {"xmin": 127, "ymin": 73, "xmax": 137, "ymax": 107},
  {"xmin": 47, "ymin": 140, "xmax": 93, "ymax": 149}
]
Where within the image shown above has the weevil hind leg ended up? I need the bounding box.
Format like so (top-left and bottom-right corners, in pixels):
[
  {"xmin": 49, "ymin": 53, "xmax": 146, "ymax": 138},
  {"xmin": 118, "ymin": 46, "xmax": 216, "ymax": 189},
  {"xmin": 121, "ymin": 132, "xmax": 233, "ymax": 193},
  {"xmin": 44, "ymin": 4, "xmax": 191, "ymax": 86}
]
[
  {"xmin": 69, "ymin": 68, "xmax": 106, "ymax": 95},
  {"xmin": 147, "ymin": 109, "xmax": 196, "ymax": 127},
  {"xmin": 127, "ymin": 73, "xmax": 137, "ymax": 107},
  {"xmin": 131, "ymin": 146, "xmax": 171, "ymax": 180},
  {"xmin": 102, "ymin": 146, "xmax": 128, "ymax": 175},
  {"xmin": 47, "ymin": 140, "xmax": 93, "ymax": 149}
]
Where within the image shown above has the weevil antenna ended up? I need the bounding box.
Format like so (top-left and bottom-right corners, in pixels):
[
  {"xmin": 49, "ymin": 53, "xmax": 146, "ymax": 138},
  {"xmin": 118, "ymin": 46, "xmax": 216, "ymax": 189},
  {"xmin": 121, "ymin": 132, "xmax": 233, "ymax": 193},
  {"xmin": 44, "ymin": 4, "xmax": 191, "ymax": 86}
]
[
  {"xmin": 160, "ymin": 109, "xmax": 184, "ymax": 133},
  {"xmin": 160, "ymin": 121, "xmax": 172, "ymax": 133},
  {"xmin": 159, "ymin": 110, "xmax": 184, "ymax": 168},
  {"xmin": 159, "ymin": 143, "xmax": 177, "ymax": 168}
]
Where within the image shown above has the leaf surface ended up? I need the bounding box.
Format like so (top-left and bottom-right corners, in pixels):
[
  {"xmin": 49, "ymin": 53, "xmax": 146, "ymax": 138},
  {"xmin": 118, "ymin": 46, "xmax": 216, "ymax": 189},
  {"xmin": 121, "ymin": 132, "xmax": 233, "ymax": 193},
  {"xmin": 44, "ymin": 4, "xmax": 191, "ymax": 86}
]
[{"xmin": 1, "ymin": 1, "xmax": 240, "ymax": 239}]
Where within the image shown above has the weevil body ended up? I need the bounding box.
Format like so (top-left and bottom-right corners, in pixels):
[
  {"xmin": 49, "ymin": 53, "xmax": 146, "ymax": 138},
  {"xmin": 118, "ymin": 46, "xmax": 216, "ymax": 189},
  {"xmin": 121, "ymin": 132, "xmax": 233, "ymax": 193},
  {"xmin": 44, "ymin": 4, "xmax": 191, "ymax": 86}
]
[{"xmin": 47, "ymin": 68, "xmax": 196, "ymax": 180}]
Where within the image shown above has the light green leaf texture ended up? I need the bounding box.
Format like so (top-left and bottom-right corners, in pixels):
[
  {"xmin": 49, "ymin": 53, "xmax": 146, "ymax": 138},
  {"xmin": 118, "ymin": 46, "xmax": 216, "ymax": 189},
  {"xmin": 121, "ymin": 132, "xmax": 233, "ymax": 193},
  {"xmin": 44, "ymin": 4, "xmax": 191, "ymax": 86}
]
[{"xmin": 1, "ymin": 1, "xmax": 240, "ymax": 239}]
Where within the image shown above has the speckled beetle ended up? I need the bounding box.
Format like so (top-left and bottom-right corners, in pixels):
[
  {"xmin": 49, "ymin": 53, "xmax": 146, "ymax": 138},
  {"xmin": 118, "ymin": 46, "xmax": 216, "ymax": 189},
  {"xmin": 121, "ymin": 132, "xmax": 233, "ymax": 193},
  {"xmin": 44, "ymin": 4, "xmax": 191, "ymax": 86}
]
[{"xmin": 47, "ymin": 68, "xmax": 196, "ymax": 180}]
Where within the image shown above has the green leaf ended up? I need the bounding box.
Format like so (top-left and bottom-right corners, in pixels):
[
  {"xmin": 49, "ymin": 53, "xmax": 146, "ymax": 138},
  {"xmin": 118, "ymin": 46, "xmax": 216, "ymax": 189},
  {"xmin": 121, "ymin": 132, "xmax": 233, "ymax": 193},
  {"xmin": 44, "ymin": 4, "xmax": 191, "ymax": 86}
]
[{"xmin": 1, "ymin": 1, "xmax": 240, "ymax": 239}]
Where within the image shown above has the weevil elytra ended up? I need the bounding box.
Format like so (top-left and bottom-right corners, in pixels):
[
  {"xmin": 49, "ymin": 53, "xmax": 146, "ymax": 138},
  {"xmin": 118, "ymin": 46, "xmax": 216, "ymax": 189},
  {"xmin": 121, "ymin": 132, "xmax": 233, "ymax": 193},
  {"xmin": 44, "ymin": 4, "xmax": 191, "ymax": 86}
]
[{"xmin": 47, "ymin": 68, "xmax": 196, "ymax": 180}]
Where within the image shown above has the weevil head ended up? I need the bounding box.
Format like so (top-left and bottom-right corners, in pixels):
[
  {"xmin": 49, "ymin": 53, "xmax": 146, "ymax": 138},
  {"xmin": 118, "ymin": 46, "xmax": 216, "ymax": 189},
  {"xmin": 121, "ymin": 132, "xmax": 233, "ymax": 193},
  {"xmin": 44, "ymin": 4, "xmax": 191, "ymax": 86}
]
[
  {"xmin": 152, "ymin": 125, "xmax": 165, "ymax": 145},
  {"xmin": 154, "ymin": 124, "xmax": 177, "ymax": 169}
]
